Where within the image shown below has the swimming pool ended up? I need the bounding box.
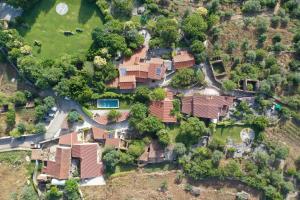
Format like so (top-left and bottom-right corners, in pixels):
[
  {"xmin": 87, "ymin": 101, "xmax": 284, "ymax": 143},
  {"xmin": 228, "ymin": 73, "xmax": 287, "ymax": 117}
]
[{"xmin": 97, "ymin": 99, "xmax": 119, "ymax": 109}]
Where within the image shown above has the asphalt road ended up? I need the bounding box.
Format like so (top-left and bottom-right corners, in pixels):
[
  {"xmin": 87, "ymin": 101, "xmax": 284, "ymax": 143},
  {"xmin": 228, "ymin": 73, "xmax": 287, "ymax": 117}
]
[{"xmin": 0, "ymin": 95, "xmax": 130, "ymax": 150}]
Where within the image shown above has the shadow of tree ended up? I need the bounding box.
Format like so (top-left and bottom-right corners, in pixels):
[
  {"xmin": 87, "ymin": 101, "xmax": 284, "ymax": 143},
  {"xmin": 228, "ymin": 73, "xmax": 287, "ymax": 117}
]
[
  {"xmin": 78, "ymin": 0, "xmax": 97, "ymax": 24},
  {"xmin": 17, "ymin": 0, "xmax": 56, "ymax": 37}
]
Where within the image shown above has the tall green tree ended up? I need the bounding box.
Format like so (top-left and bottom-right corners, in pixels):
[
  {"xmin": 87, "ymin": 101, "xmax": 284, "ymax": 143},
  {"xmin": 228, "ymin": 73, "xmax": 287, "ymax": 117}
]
[
  {"xmin": 177, "ymin": 117, "xmax": 208, "ymax": 146},
  {"xmin": 64, "ymin": 179, "xmax": 80, "ymax": 200},
  {"xmin": 182, "ymin": 12, "xmax": 208, "ymax": 41}
]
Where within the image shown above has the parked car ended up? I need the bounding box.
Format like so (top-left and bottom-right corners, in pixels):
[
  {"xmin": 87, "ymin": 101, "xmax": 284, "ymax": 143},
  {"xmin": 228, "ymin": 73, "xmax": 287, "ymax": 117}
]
[
  {"xmin": 48, "ymin": 113, "xmax": 55, "ymax": 117},
  {"xmin": 31, "ymin": 142, "xmax": 41, "ymax": 149},
  {"xmin": 51, "ymin": 106, "xmax": 58, "ymax": 112}
]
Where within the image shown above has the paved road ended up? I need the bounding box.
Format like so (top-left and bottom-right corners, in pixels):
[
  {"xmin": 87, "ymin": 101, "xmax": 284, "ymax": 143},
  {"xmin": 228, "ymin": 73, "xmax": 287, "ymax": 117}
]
[
  {"xmin": 201, "ymin": 62, "xmax": 222, "ymax": 89},
  {"xmin": 0, "ymin": 94, "xmax": 130, "ymax": 150},
  {"xmin": 0, "ymin": 134, "xmax": 43, "ymax": 150}
]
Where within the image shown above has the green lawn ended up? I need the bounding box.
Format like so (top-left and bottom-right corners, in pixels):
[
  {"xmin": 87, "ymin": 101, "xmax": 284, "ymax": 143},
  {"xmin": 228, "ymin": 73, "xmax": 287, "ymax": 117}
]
[
  {"xmin": 213, "ymin": 125, "xmax": 249, "ymax": 143},
  {"xmin": 17, "ymin": 0, "xmax": 103, "ymax": 59}
]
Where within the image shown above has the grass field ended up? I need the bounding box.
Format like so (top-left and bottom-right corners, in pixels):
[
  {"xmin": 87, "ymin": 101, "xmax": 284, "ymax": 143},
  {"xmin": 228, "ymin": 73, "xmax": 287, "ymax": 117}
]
[
  {"xmin": 17, "ymin": 0, "xmax": 103, "ymax": 59},
  {"xmin": 214, "ymin": 125, "xmax": 248, "ymax": 143}
]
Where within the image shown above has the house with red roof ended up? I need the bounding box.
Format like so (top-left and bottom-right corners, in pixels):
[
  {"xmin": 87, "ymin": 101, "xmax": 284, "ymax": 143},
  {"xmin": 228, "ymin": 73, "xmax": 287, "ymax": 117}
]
[
  {"xmin": 182, "ymin": 94, "xmax": 234, "ymax": 123},
  {"xmin": 59, "ymin": 132, "xmax": 81, "ymax": 146},
  {"xmin": 91, "ymin": 127, "xmax": 109, "ymax": 142},
  {"xmin": 71, "ymin": 143, "xmax": 103, "ymax": 179},
  {"xmin": 108, "ymin": 46, "xmax": 167, "ymax": 90},
  {"xmin": 173, "ymin": 51, "xmax": 195, "ymax": 70},
  {"xmin": 105, "ymin": 138, "xmax": 129, "ymax": 150},
  {"xmin": 118, "ymin": 75, "xmax": 137, "ymax": 90},
  {"xmin": 149, "ymin": 90, "xmax": 177, "ymax": 123},
  {"xmin": 42, "ymin": 143, "xmax": 103, "ymax": 180},
  {"xmin": 42, "ymin": 146, "xmax": 72, "ymax": 180}
]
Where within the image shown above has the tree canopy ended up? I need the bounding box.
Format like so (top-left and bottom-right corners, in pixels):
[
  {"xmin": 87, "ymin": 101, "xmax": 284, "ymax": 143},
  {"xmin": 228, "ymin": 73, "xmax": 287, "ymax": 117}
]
[{"xmin": 176, "ymin": 117, "xmax": 209, "ymax": 146}]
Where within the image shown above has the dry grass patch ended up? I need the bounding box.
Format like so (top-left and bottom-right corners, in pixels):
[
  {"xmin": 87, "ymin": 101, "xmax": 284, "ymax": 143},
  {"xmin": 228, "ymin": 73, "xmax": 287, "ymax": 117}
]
[
  {"xmin": 0, "ymin": 151, "xmax": 33, "ymax": 200},
  {"xmin": 266, "ymin": 122, "xmax": 300, "ymax": 169},
  {"xmin": 81, "ymin": 170, "xmax": 261, "ymax": 200},
  {"xmin": 216, "ymin": 19, "xmax": 295, "ymax": 60},
  {"xmin": 0, "ymin": 163, "xmax": 29, "ymax": 199}
]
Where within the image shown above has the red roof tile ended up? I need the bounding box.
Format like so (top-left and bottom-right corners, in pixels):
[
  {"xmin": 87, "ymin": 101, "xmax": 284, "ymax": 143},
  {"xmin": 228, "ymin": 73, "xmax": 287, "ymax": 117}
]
[
  {"xmin": 147, "ymin": 58, "xmax": 166, "ymax": 80},
  {"xmin": 173, "ymin": 51, "xmax": 195, "ymax": 69},
  {"xmin": 123, "ymin": 46, "xmax": 148, "ymax": 66},
  {"xmin": 104, "ymin": 138, "xmax": 128, "ymax": 150},
  {"xmin": 119, "ymin": 75, "xmax": 136, "ymax": 83},
  {"xmin": 118, "ymin": 75, "xmax": 136, "ymax": 89},
  {"xmin": 182, "ymin": 95, "xmax": 234, "ymax": 119},
  {"xmin": 91, "ymin": 127, "xmax": 108, "ymax": 140},
  {"xmin": 59, "ymin": 132, "xmax": 80, "ymax": 146},
  {"xmin": 104, "ymin": 138, "xmax": 121, "ymax": 149},
  {"xmin": 72, "ymin": 143, "xmax": 103, "ymax": 179},
  {"xmin": 149, "ymin": 90, "xmax": 176, "ymax": 123},
  {"xmin": 107, "ymin": 77, "xmax": 119, "ymax": 88},
  {"xmin": 115, "ymin": 49, "xmax": 167, "ymax": 90},
  {"xmin": 42, "ymin": 147, "xmax": 71, "ymax": 180}
]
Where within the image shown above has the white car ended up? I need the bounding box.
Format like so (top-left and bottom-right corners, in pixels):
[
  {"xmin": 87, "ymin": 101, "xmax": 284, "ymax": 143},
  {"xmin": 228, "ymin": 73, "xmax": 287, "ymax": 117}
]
[{"xmin": 51, "ymin": 106, "xmax": 58, "ymax": 112}]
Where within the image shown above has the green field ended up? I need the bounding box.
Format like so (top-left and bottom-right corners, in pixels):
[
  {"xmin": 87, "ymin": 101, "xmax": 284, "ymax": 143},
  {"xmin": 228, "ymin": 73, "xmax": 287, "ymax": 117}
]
[
  {"xmin": 17, "ymin": 0, "xmax": 103, "ymax": 59},
  {"xmin": 213, "ymin": 125, "xmax": 248, "ymax": 143}
]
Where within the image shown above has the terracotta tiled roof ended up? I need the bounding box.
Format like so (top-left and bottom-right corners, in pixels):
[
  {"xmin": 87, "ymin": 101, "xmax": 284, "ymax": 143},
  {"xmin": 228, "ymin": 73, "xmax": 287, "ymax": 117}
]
[
  {"xmin": 104, "ymin": 138, "xmax": 121, "ymax": 149},
  {"xmin": 72, "ymin": 143, "xmax": 103, "ymax": 179},
  {"xmin": 118, "ymin": 75, "xmax": 136, "ymax": 89},
  {"xmin": 182, "ymin": 95, "xmax": 234, "ymax": 119},
  {"xmin": 119, "ymin": 75, "xmax": 136, "ymax": 83},
  {"xmin": 123, "ymin": 46, "xmax": 148, "ymax": 66},
  {"xmin": 149, "ymin": 90, "xmax": 176, "ymax": 123},
  {"xmin": 114, "ymin": 47, "xmax": 168, "ymax": 90},
  {"xmin": 59, "ymin": 132, "xmax": 80, "ymax": 146},
  {"xmin": 119, "ymin": 63, "xmax": 150, "ymax": 81},
  {"xmin": 121, "ymin": 64, "xmax": 149, "ymax": 72},
  {"xmin": 181, "ymin": 96, "xmax": 193, "ymax": 114},
  {"xmin": 104, "ymin": 138, "xmax": 128, "ymax": 150},
  {"xmin": 173, "ymin": 51, "xmax": 195, "ymax": 69},
  {"xmin": 147, "ymin": 58, "xmax": 166, "ymax": 80},
  {"xmin": 107, "ymin": 77, "xmax": 119, "ymax": 88},
  {"xmin": 94, "ymin": 112, "xmax": 129, "ymax": 125},
  {"xmin": 91, "ymin": 127, "xmax": 108, "ymax": 140},
  {"xmin": 42, "ymin": 146, "xmax": 71, "ymax": 180},
  {"xmin": 193, "ymin": 105, "xmax": 222, "ymax": 119}
]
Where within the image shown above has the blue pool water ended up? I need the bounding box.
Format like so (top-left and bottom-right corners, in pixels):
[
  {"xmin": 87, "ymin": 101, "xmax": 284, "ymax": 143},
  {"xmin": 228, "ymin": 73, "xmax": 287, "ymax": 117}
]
[{"xmin": 97, "ymin": 99, "xmax": 119, "ymax": 108}]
